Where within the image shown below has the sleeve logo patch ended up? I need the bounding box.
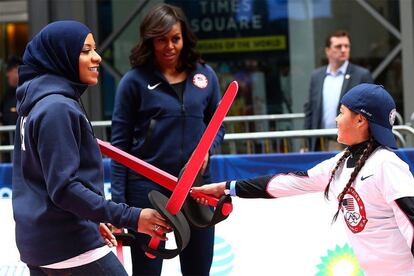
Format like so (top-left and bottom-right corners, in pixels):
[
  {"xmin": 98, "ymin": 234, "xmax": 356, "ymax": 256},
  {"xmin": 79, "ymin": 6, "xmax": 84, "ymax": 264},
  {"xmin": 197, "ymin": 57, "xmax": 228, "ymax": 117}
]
[{"xmin": 193, "ymin": 73, "xmax": 208, "ymax": 89}]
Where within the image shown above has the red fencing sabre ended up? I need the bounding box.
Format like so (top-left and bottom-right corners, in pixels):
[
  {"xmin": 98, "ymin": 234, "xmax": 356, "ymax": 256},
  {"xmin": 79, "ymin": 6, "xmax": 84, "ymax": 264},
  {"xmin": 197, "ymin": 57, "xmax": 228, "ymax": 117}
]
[
  {"xmin": 145, "ymin": 80, "xmax": 238, "ymax": 257},
  {"xmin": 99, "ymin": 81, "xmax": 238, "ymax": 259},
  {"xmin": 97, "ymin": 140, "xmax": 231, "ymax": 212}
]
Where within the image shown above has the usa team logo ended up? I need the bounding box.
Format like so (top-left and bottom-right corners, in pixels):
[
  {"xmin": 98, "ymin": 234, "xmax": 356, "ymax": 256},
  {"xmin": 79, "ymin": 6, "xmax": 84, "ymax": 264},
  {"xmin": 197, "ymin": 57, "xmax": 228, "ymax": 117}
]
[
  {"xmin": 193, "ymin": 73, "xmax": 208, "ymax": 89},
  {"xmin": 340, "ymin": 187, "xmax": 368, "ymax": 233}
]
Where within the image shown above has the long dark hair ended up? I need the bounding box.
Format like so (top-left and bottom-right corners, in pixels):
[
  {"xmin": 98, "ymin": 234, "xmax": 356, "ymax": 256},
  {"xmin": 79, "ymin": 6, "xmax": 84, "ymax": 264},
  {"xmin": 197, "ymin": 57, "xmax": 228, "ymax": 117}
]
[
  {"xmin": 324, "ymin": 137, "xmax": 377, "ymax": 223},
  {"xmin": 129, "ymin": 3, "xmax": 203, "ymax": 72}
]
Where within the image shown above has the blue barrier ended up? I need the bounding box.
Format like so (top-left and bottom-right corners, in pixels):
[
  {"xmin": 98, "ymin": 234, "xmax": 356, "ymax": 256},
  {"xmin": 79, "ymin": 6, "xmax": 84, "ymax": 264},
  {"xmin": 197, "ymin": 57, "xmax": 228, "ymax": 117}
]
[
  {"xmin": 211, "ymin": 148, "xmax": 414, "ymax": 182},
  {"xmin": 210, "ymin": 151, "xmax": 335, "ymax": 181},
  {"xmin": 0, "ymin": 163, "xmax": 12, "ymax": 198},
  {"xmin": 210, "ymin": 149, "xmax": 414, "ymax": 181},
  {"xmin": 2, "ymin": 149, "xmax": 414, "ymax": 198}
]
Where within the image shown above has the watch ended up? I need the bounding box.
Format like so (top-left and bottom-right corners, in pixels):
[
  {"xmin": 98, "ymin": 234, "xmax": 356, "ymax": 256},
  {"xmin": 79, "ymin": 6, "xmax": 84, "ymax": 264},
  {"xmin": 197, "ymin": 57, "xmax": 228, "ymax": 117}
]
[
  {"xmin": 224, "ymin": 181, "xmax": 231, "ymax": 195},
  {"xmin": 224, "ymin": 180, "xmax": 236, "ymax": 196}
]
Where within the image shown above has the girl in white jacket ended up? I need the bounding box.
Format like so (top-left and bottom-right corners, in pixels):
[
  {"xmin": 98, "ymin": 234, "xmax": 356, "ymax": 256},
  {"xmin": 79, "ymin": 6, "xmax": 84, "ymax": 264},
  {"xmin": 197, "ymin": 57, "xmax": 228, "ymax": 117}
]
[{"xmin": 192, "ymin": 83, "xmax": 414, "ymax": 275}]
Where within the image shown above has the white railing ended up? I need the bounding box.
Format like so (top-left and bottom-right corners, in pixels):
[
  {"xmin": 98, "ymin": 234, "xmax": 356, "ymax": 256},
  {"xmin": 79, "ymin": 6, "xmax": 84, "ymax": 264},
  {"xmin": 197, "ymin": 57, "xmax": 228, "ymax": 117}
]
[{"xmin": 0, "ymin": 113, "xmax": 412, "ymax": 154}]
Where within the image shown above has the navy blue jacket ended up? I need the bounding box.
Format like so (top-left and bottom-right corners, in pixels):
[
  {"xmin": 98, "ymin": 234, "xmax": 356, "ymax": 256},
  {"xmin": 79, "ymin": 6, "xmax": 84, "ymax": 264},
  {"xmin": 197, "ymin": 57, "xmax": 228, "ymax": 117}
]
[
  {"xmin": 12, "ymin": 73, "xmax": 141, "ymax": 266},
  {"xmin": 111, "ymin": 63, "xmax": 225, "ymax": 203},
  {"xmin": 12, "ymin": 21, "xmax": 141, "ymax": 266}
]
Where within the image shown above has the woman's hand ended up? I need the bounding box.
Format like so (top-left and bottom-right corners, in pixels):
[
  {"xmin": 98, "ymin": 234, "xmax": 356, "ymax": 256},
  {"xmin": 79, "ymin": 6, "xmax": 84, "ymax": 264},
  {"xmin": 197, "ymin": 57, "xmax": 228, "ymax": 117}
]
[
  {"xmin": 99, "ymin": 223, "xmax": 117, "ymax": 247},
  {"xmin": 200, "ymin": 152, "xmax": 209, "ymax": 175},
  {"xmin": 137, "ymin": 209, "xmax": 172, "ymax": 240},
  {"xmin": 191, "ymin": 182, "xmax": 226, "ymax": 205},
  {"xmin": 183, "ymin": 153, "xmax": 209, "ymax": 175}
]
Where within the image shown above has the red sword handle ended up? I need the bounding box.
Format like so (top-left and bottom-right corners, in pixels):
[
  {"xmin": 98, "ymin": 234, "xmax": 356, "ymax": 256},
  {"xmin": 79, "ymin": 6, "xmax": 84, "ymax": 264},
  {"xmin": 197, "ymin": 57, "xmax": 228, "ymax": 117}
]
[{"xmin": 189, "ymin": 191, "xmax": 233, "ymax": 216}]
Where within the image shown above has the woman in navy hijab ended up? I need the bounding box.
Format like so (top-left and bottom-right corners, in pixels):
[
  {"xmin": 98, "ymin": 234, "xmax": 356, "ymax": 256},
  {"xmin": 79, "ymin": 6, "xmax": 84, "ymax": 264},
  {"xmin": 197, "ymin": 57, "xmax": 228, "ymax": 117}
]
[{"xmin": 12, "ymin": 20, "xmax": 171, "ymax": 275}]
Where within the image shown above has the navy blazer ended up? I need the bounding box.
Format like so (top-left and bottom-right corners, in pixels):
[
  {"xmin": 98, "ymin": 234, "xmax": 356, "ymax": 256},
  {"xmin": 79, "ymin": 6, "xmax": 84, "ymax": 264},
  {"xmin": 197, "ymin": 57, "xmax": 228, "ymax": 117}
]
[{"xmin": 304, "ymin": 62, "xmax": 374, "ymax": 151}]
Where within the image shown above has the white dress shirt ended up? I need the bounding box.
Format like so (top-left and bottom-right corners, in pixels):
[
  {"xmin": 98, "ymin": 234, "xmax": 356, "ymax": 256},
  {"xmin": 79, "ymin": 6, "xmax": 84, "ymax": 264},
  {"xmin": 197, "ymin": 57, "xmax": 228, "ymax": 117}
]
[{"xmin": 322, "ymin": 60, "xmax": 349, "ymax": 129}]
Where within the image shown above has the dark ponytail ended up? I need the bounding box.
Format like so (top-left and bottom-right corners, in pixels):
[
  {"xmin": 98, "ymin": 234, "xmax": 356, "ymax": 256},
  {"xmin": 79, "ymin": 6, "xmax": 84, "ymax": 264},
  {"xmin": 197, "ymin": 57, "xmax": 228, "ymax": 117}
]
[{"xmin": 324, "ymin": 149, "xmax": 350, "ymax": 199}]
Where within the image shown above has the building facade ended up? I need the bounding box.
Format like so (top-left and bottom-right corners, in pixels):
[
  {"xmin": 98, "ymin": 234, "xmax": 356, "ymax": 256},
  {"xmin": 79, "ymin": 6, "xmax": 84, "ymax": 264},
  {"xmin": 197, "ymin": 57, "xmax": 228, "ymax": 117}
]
[{"xmin": 1, "ymin": 0, "xmax": 414, "ymax": 128}]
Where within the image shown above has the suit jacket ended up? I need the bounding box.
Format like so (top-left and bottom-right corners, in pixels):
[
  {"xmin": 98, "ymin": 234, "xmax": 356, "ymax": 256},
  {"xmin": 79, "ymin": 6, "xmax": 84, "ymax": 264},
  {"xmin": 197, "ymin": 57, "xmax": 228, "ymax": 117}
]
[{"xmin": 304, "ymin": 62, "xmax": 374, "ymax": 151}]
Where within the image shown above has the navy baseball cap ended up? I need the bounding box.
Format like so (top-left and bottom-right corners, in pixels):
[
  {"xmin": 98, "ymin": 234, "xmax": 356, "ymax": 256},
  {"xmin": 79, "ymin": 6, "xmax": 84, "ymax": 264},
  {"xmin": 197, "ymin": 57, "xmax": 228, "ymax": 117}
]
[{"xmin": 340, "ymin": 83, "xmax": 397, "ymax": 149}]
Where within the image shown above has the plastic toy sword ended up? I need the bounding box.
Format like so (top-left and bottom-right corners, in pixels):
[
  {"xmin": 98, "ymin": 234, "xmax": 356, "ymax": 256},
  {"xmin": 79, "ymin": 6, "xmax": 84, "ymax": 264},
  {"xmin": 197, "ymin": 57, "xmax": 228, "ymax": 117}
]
[{"xmin": 98, "ymin": 81, "xmax": 238, "ymax": 258}]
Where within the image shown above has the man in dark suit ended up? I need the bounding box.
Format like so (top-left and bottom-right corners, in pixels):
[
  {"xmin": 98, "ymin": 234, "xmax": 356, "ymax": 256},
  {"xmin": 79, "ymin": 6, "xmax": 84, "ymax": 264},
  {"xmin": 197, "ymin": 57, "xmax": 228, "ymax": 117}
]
[{"xmin": 304, "ymin": 30, "xmax": 373, "ymax": 151}]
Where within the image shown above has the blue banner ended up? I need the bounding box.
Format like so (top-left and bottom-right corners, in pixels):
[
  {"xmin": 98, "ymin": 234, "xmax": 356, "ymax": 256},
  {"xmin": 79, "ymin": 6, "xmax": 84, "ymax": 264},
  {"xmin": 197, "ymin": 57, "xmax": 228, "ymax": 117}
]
[
  {"xmin": 210, "ymin": 149, "xmax": 414, "ymax": 181},
  {"xmin": 2, "ymin": 149, "xmax": 414, "ymax": 198}
]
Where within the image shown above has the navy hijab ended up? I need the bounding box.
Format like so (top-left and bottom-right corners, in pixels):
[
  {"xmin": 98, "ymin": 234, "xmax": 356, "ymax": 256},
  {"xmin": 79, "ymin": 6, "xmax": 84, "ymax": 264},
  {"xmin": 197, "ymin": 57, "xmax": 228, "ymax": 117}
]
[{"xmin": 19, "ymin": 20, "xmax": 91, "ymax": 85}]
